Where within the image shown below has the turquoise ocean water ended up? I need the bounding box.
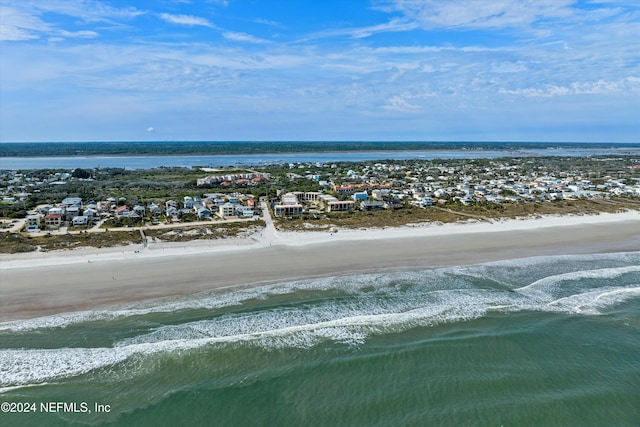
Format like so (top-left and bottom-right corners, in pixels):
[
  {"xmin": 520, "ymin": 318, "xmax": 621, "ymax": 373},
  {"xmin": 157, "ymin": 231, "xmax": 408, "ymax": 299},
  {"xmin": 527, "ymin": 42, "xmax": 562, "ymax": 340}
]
[{"xmin": 1, "ymin": 252, "xmax": 639, "ymax": 426}]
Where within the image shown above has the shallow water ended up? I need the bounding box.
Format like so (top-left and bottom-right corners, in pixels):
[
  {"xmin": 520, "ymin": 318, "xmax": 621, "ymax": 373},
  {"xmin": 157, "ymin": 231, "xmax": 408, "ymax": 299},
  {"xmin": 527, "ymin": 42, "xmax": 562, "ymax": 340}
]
[{"xmin": 1, "ymin": 252, "xmax": 639, "ymax": 426}]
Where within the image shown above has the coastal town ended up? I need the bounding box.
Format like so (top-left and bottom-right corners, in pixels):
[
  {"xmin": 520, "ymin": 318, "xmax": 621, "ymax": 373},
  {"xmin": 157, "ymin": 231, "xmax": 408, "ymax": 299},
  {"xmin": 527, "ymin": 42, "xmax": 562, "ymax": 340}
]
[{"xmin": 1, "ymin": 155, "xmax": 639, "ymax": 252}]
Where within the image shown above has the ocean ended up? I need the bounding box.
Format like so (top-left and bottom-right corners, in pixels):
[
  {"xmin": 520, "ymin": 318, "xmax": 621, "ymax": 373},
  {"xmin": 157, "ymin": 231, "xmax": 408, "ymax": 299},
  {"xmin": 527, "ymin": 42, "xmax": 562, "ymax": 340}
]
[{"xmin": 1, "ymin": 252, "xmax": 639, "ymax": 426}]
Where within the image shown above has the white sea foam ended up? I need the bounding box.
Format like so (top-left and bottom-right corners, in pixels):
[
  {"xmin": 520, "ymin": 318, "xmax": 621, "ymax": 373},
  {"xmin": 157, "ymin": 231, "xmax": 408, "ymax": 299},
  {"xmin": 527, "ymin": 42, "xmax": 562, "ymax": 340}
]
[
  {"xmin": 546, "ymin": 287, "xmax": 632, "ymax": 314},
  {"xmin": 515, "ymin": 265, "xmax": 640, "ymax": 294},
  {"xmin": 577, "ymin": 286, "xmax": 640, "ymax": 312},
  {"xmin": 2, "ymin": 280, "xmax": 639, "ymax": 388}
]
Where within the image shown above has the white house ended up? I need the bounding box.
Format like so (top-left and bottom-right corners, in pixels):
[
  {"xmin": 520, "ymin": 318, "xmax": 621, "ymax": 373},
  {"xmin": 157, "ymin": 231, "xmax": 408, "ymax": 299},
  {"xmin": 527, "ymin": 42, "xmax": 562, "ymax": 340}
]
[
  {"xmin": 219, "ymin": 202, "xmax": 235, "ymax": 217},
  {"xmin": 148, "ymin": 203, "xmax": 162, "ymax": 215},
  {"xmin": 235, "ymin": 206, "xmax": 254, "ymax": 218},
  {"xmin": 61, "ymin": 197, "xmax": 82, "ymax": 208},
  {"xmin": 166, "ymin": 206, "xmax": 179, "ymax": 219},
  {"xmin": 72, "ymin": 216, "xmax": 89, "ymax": 226},
  {"xmin": 48, "ymin": 207, "xmax": 64, "ymax": 216},
  {"xmin": 114, "ymin": 205, "xmax": 129, "ymax": 218},
  {"xmin": 65, "ymin": 206, "xmax": 80, "ymax": 220}
]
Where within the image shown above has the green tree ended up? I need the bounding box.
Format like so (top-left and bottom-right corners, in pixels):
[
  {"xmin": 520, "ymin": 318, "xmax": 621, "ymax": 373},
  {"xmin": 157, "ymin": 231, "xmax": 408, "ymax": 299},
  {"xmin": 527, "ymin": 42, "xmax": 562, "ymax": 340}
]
[{"xmin": 72, "ymin": 168, "xmax": 92, "ymax": 179}]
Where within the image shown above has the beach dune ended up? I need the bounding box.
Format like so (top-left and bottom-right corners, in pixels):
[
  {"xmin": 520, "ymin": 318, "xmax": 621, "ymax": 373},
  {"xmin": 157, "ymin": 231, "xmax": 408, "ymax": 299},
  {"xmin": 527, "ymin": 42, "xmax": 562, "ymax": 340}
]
[{"xmin": 1, "ymin": 213, "xmax": 638, "ymax": 320}]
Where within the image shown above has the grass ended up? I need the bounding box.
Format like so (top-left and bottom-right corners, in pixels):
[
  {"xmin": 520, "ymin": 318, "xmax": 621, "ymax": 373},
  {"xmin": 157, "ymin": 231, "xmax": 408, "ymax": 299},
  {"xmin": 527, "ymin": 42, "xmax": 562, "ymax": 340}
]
[
  {"xmin": 0, "ymin": 221, "xmax": 266, "ymax": 253},
  {"xmin": 144, "ymin": 221, "xmax": 265, "ymax": 243},
  {"xmin": 0, "ymin": 230, "xmax": 141, "ymax": 254}
]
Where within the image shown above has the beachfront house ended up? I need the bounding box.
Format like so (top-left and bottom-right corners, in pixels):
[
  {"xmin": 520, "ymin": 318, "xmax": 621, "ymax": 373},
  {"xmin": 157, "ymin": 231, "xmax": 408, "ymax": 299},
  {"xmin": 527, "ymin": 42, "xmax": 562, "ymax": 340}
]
[
  {"xmin": 133, "ymin": 205, "xmax": 146, "ymax": 217},
  {"xmin": 327, "ymin": 200, "xmax": 355, "ymax": 212},
  {"xmin": 273, "ymin": 204, "xmax": 303, "ymax": 216},
  {"xmin": 128, "ymin": 211, "xmax": 141, "ymax": 221},
  {"xmin": 360, "ymin": 200, "xmax": 384, "ymax": 211},
  {"xmin": 44, "ymin": 213, "xmax": 62, "ymax": 228},
  {"xmin": 183, "ymin": 196, "xmax": 194, "ymax": 209},
  {"xmin": 384, "ymin": 200, "xmax": 403, "ymax": 209},
  {"xmin": 148, "ymin": 203, "xmax": 162, "ymax": 215},
  {"xmin": 166, "ymin": 205, "xmax": 179, "ymax": 219},
  {"xmin": 48, "ymin": 207, "xmax": 64, "ymax": 216},
  {"xmin": 26, "ymin": 214, "xmax": 42, "ymax": 231},
  {"xmin": 196, "ymin": 207, "xmax": 212, "ymax": 219},
  {"xmin": 219, "ymin": 202, "xmax": 236, "ymax": 217},
  {"xmin": 65, "ymin": 206, "xmax": 80, "ymax": 221},
  {"xmin": 273, "ymin": 192, "xmax": 304, "ymax": 217},
  {"xmin": 115, "ymin": 205, "xmax": 129, "ymax": 218},
  {"xmin": 72, "ymin": 216, "xmax": 89, "ymax": 226},
  {"xmin": 235, "ymin": 206, "xmax": 254, "ymax": 218}
]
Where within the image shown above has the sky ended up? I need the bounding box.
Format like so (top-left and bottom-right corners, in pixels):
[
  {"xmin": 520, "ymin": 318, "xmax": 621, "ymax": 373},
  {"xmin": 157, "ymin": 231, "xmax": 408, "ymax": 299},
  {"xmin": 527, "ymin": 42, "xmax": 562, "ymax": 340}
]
[{"xmin": 0, "ymin": 0, "xmax": 638, "ymax": 143}]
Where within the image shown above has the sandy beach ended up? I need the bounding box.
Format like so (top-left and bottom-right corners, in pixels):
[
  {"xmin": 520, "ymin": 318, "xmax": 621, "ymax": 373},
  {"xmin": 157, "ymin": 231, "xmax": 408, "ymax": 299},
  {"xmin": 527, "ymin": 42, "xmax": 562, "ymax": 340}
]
[{"xmin": 1, "ymin": 211, "xmax": 639, "ymax": 320}]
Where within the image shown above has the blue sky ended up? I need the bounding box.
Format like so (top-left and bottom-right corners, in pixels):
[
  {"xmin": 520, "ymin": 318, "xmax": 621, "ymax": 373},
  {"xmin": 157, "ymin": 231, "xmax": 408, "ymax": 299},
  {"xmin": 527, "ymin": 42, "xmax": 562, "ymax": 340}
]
[{"xmin": 1, "ymin": 0, "xmax": 638, "ymax": 142}]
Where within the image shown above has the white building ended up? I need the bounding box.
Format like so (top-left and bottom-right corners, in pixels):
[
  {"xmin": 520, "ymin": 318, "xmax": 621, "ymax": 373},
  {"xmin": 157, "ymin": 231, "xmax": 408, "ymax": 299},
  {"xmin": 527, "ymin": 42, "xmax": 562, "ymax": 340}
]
[
  {"xmin": 72, "ymin": 216, "xmax": 89, "ymax": 226},
  {"xmin": 273, "ymin": 192, "xmax": 304, "ymax": 217},
  {"xmin": 219, "ymin": 202, "xmax": 235, "ymax": 217}
]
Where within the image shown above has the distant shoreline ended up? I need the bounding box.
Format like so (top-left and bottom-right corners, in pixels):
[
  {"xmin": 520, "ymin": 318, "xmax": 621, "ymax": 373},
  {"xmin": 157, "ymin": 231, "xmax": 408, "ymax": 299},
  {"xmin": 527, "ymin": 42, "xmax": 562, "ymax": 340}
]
[
  {"xmin": 0, "ymin": 148, "xmax": 513, "ymax": 159},
  {"xmin": 1, "ymin": 211, "xmax": 638, "ymax": 321},
  {"xmin": 2, "ymin": 141, "xmax": 638, "ymax": 158},
  {"xmin": 3, "ymin": 146, "xmax": 638, "ymax": 170}
]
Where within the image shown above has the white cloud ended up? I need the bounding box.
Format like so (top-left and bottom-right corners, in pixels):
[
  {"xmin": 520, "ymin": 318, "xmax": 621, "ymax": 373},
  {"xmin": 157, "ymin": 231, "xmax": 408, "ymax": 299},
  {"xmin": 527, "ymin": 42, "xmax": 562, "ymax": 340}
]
[
  {"xmin": 223, "ymin": 31, "xmax": 269, "ymax": 44},
  {"xmin": 383, "ymin": 0, "xmax": 575, "ymax": 30},
  {"xmin": 147, "ymin": 126, "xmax": 155, "ymax": 132},
  {"xmin": 492, "ymin": 61, "xmax": 527, "ymax": 73},
  {"xmin": 159, "ymin": 13, "xmax": 214, "ymax": 28},
  {"xmin": 0, "ymin": 1, "xmax": 144, "ymax": 42},
  {"xmin": 368, "ymin": 45, "xmax": 494, "ymax": 54},
  {"xmin": 499, "ymin": 77, "xmax": 640, "ymax": 97},
  {"xmin": 384, "ymin": 96, "xmax": 421, "ymax": 112},
  {"xmin": 349, "ymin": 18, "xmax": 419, "ymax": 38},
  {"xmin": 254, "ymin": 18, "xmax": 281, "ymax": 27},
  {"xmin": 0, "ymin": 5, "xmax": 50, "ymax": 41},
  {"xmin": 59, "ymin": 30, "xmax": 99, "ymax": 39},
  {"xmin": 26, "ymin": 1, "xmax": 144, "ymax": 24},
  {"xmin": 305, "ymin": 18, "xmax": 418, "ymax": 41}
]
